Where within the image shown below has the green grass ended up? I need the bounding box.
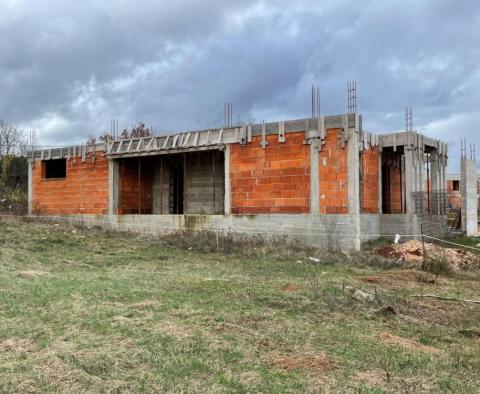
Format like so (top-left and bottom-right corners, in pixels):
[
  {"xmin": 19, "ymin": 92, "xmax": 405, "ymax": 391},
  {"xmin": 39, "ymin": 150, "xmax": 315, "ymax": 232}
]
[{"xmin": 0, "ymin": 217, "xmax": 479, "ymax": 393}]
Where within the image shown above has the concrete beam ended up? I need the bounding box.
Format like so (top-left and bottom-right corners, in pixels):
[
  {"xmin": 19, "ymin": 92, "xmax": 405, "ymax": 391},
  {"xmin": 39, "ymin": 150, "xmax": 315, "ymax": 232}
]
[{"xmin": 108, "ymin": 159, "xmax": 119, "ymax": 215}]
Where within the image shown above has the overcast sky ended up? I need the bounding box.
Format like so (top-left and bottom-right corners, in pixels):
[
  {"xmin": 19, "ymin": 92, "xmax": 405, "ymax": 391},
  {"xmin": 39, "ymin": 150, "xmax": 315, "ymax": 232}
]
[{"xmin": 1, "ymin": 0, "xmax": 479, "ymax": 170}]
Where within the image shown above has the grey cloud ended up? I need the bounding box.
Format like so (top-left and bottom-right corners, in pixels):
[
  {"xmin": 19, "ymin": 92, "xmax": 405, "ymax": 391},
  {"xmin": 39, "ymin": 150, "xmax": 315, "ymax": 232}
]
[{"xmin": 0, "ymin": 0, "xmax": 479, "ymax": 171}]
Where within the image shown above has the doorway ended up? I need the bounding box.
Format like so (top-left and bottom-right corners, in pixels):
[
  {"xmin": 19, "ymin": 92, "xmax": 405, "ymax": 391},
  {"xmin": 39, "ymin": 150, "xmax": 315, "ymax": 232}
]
[{"xmin": 169, "ymin": 156, "xmax": 184, "ymax": 214}]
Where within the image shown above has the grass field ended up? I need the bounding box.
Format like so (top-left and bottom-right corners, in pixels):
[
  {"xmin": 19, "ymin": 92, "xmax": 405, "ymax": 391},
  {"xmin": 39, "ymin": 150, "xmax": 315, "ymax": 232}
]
[{"xmin": 0, "ymin": 217, "xmax": 479, "ymax": 393}]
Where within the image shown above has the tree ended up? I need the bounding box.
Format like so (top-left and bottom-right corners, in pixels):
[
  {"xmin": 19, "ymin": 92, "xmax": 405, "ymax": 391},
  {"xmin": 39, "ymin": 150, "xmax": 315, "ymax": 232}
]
[
  {"xmin": 88, "ymin": 122, "xmax": 153, "ymax": 145},
  {"xmin": 0, "ymin": 119, "xmax": 27, "ymax": 158},
  {"xmin": 0, "ymin": 119, "xmax": 28, "ymax": 214}
]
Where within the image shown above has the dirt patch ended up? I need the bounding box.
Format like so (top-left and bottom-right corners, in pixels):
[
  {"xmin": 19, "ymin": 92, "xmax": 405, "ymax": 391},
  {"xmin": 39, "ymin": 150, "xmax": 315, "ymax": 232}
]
[
  {"xmin": 354, "ymin": 369, "xmax": 388, "ymax": 387},
  {"xmin": 128, "ymin": 300, "xmax": 160, "ymax": 310},
  {"xmin": 17, "ymin": 270, "xmax": 51, "ymax": 278},
  {"xmin": 273, "ymin": 352, "xmax": 336, "ymax": 374},
  {"xmin": 0, "ymin": 338, "xmax": 37, "ymax": 354},
  {"xmin": 40, "ymin": 356, "xmax": 101, "ymax": 392},
  {"xmin": 17, "ymin": 380, "xmax": 37, "ymax": 394},
  {"xmin": 360, "ymin": 269, "xmax": 437, "ymax": 289},
  {"xmin": 281, "ymin": 284, "xmax": 303, "ymax": 292},
  {"xmin": 377, "ymin": 240, "xmax": 480, "ymax": 271},
  {"xmin": 378, "ymin": 332, "xmax": 440, "ymax": 354},
  {"xmin": 401, "ymin": 297, "xmax": 478, "ymax": 327},
  {"xmin": 458, "ymin": 329, "xmax": 480, "ymax": 338}
]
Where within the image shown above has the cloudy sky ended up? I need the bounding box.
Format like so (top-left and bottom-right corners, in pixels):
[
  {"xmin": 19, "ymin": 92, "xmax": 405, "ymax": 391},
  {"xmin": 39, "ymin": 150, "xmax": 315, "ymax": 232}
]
[{"xmin": 1, "ymin": 0, "xmax": 479, "ymax": 170}]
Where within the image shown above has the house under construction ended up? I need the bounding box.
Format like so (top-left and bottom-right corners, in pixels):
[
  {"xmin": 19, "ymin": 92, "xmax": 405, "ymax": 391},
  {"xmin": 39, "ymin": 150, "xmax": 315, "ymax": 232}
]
[{"xmin": 27, "ymin": 112, "xmax": 452, "ymax": 250}]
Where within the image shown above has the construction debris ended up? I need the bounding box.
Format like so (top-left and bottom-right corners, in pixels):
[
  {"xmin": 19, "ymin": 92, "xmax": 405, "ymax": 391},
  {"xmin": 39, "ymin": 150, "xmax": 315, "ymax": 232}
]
[{"xmin": 377, "ymin": 240, "xmax": 480, "ymax": 271}]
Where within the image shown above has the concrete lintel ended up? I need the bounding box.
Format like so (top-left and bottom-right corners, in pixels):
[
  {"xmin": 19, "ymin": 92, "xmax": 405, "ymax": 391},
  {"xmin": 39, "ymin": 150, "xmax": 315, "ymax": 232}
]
[
  {"xmin": 379, "ymin": 131, "xmax": 443, "ymax": 151},
  {"xmin": 28, "ymin": 114, "xmax": 360, "ymax": 161}
]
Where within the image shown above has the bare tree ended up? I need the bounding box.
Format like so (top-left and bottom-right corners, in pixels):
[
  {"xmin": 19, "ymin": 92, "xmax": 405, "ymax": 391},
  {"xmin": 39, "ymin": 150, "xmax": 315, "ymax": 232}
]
[
  {"xmin": 90, "ymin": 122, "xmax": 153, "ymax": 144},
  {"xmin": 0, "ymin": 119, "xmax": 27, "ymax": 158}
]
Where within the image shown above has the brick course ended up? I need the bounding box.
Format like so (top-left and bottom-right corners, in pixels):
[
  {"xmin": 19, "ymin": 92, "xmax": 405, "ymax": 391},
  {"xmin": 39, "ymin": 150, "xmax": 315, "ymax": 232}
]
[
  {"xmin": 361, "ymin": 147, "xmax": 379, "ymax": 213},
  {"xmin": 230, "ymin": 132, "xmax": 310, "ymax": 214},
  {"xmin": 319, "ymin": 129, "xmax": 348, "ymax": 214}
]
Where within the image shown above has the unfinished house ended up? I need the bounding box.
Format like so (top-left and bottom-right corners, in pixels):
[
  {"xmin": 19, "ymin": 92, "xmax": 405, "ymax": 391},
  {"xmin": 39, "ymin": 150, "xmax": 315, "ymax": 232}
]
[{"xmin": 27, "ymin": 113, "xmax": 449, "ymax": 250}]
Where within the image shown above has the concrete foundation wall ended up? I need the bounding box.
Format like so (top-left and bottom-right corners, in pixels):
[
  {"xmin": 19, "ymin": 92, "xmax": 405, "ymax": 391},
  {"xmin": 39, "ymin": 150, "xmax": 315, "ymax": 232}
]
[{"xmin": 36, "ymin": 212, "xmax": 449, "ymax": 251}]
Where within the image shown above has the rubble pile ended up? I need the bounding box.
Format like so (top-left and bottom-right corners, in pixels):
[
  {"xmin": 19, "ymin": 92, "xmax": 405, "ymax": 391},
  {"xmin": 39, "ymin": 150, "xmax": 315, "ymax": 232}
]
[{"xmin": 378, "ymin": 240, "xmax": 480, "ymax": 271}]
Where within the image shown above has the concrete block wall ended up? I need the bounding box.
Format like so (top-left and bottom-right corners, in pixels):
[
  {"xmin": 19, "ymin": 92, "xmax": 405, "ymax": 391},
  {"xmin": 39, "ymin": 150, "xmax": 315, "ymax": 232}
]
[
  {"xmin": 319, "ymin": 129, "xmax": 349, "ymax": 213},
  {"xmin": 185, "ymin": 151, "xmax": 224, "ymax": 214},
  {"xmin": 32, "ymin": 153, "xmax": 109, "ymax": 215},
  {"xmin": 152, "ymin": 158, "xmax": 170, "ymax": 214},
  {"xmin": 229, "ymin": 131, "xmax": 310, "ymax": 214}
]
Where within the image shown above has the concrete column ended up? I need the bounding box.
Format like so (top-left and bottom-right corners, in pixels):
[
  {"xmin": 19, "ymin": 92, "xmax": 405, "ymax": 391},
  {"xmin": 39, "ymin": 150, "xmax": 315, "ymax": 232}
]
[
  {"xmin": 440, "ymin": 157, "xmax": 446, "ymax": 209},
  {"xmin": 347, "ymin": 114, "xmax": 361, "ymax": 251},
  {"xmin": 152, "ymin": 164, "xmax": 162, "ymax": 214},
  {"xmin": 347, "ymin": 118, "xmax": 360, "ymax": 215},
  {"xmin": 461, "ymin": 158, "xmax": 478, "ymax": 235},
  {"xmin": 430, "ymin": 151, "xmax": 440, "ymax": 214},
  {"xmin": 108, "ymin": 159, "xmax": 119, "ymax": 215},
  {"xmin": 28, "ymin": 159, "xmax": 33, "ymax": 215},
  {"xmin": 417, "ymin": 151, "xmax": 425, "ymax": 194},
  {"xmin": 224, "ymin": 145, "xmax": 231, "ymax": 215},
  {"xmin": 309, "ymin": 141, "xmax": 319, "ymax": 214},
  {"xmin": 404, "ymin": 148, "xmax": 415, "ymax": 214},
  {"xmin": 378, "ymin": 148, "xmax": 383, "ymax": 213}
]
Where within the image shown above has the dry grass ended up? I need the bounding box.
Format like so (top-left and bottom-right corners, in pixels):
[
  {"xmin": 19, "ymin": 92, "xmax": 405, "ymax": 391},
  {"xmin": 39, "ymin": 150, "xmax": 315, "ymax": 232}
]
[
  {"xmin": 378, "ymin": 332, "xmax": 441, "ymax": 354},
  {"xmin": 0, "ymin": 217, "xmax": 479, "ymax": 392}
]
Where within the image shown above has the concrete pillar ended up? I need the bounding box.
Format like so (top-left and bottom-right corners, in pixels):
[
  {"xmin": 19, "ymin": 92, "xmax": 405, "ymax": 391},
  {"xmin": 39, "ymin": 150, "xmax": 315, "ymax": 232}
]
[
  {"xmin": 28, "ymin": 159, "xmax": 33, "ymax": 215},
  {"xmin": 347, "ymin": 117, "xmax": 360, "ymax": 216},
  {"xmin": 439, "ymin": 157, "xmax": 446, "ymax": 213},
  {"xmin": 378, "ymin": 148, "xmax": 383, "ymax": 213},
  {"xmin": 417, "ymin": 151, "xmax": 425, "ymax": 194},
  {"xmin": 108, "ymin": 159, "xmax": 119, "ymax": 215},
  {"xmin": 152, "ymin": 163, "xmax": 162, "ymax": 214},
  {"xmin": 404, "ymin": 148, "xmax": 415, "ymax": 214},
  {"xmin": 309, "ymin": 141, "xmax": 319, "ymax": 214},
  {"xmin": 224, "ymin": 145, "xmax": 231, "ymax": 215},
  {"xmin": 347, "ymin": 114, "xmax": 361, "ymax": 250},
  {"xmin": 430, "ymin": 151, "xmax": 440, "ymax": 214},
  {"xmin": 461, "ymin": 158, "xmax": 478, "ymax": 235}
]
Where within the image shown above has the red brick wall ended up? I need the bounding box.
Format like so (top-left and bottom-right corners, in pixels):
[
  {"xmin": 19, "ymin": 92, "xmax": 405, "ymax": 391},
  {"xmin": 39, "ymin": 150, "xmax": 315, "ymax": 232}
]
[
  {"xmin": 361, "ymin": 147, "xmax": 379, "ymax": 213},
  {"xmin": 388, "ymin": 165, "xmax": 403, "ymax": 213},
  {"xmin": 118, "ymin": 158, "xmax": 153, "ymax": 214},
  {"xmin": 230, "ymin": 132, "xmax": 310, "ymax": 214},
  {"xmin": 445, "ymin": 180, "xmax": 461, "ymax": 209},
  {"xmin": 319, "ymin": 129, "xmax": 348, "ymax": 213},
  {"xmin": 32, "ymin": 153, "xmax": 109, "ymax": 215}
]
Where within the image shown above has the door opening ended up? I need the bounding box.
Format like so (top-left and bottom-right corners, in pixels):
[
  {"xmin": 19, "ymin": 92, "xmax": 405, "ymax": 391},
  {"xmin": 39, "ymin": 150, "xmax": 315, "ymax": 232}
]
[{"xmin": 169, "ymin": 157, "xmax": 184, "ymax": 214}]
